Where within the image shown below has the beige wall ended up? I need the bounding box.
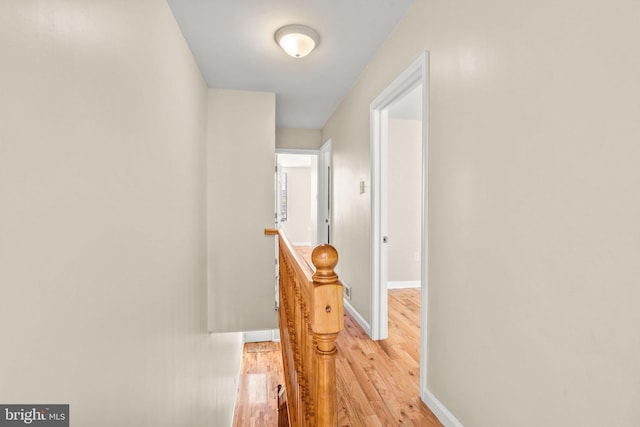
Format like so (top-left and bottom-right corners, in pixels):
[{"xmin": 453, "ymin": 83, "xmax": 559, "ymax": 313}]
[
  {"xmin": 207, "ymin": 88, "xmax": 277, "ymax": 333},
  {"xmin": 0, "ymin": 1, "xmax": 242, "ymax": 426},
  {"xmin": 322, "ymin": 0, "xmax": 640, "ymax": 425},
  {"xmin": 276, "ymin": 127, "xmax": 322, "ymax": 150},
  {"xmin": 388, "ymin": 119, "xmax": 421, "ymax": 283},
  {"xmin": 281, "ymin": 167, "xmax": 313, "ymax": 245}
]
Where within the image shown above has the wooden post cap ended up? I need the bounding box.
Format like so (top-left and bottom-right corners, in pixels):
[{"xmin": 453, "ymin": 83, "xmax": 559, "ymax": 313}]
[{"xmin": 312, "ymin": 244, "xmax": 338, "ymax": 284}]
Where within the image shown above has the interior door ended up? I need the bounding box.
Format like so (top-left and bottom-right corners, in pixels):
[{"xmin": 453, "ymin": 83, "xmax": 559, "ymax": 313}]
[
  {"xmin": 318, "ymin": 141, "xmax": 332, "ymax": 245},
  {"xmin": 275, "ymin": 156, "xmax": 285, "ymax": 228},
  {"xmin": 273, "ymin": 155, "xmax": 284, "ymax": 311}
]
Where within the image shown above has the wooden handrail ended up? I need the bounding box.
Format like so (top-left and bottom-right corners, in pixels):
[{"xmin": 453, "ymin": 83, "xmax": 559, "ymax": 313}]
[{"xmin": 265, "ymin": 228, "xmax": 344, "ymax": 426}]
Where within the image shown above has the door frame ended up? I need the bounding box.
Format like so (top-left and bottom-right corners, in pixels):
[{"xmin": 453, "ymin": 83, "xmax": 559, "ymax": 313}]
[{"xmin": 370, "ymin": 52, "xmax": 429, "ymax": 389}]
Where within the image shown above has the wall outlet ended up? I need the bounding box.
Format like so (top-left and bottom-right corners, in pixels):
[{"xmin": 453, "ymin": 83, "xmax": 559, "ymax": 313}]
[{"xmin": 344, "ymin": 285, "xmax": 351, "ymax": 301}]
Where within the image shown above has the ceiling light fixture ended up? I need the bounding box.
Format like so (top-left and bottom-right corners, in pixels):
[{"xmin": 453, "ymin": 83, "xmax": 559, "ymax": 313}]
[{"xmin": 274, "ymin": 24, "xmax": 320, "ymax": 59}]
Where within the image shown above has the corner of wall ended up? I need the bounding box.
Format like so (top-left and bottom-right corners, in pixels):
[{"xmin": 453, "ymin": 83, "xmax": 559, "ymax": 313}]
[
  {"xmin": 343, "ymin": 297, "xmax": 372, "ymax": 337},
  {"xmin": 421, "ymin": 388, "xmax": 465, "ymax": 427}
]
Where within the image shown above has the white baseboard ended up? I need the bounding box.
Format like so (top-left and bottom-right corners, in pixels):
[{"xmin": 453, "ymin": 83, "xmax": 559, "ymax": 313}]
[
  {"xmin": 343, "ymin": 298, "xmax": 371, "ymax": 336},
  {"xmin": 422, "ymin": 387, "xmax": 464, "ymax": 427},
  {"xmin": 243, "ymin": 329, "xmax": 278, "ymax": 343},
  {"xmin": 388, "ymin": 280, "xmax": 421, "ymax": 289}
]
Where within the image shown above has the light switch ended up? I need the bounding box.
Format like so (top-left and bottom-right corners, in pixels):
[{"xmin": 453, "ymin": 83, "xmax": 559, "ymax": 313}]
[{"xmin": 360, "ymin": 180, "xmax": 365, "ymax": 194}]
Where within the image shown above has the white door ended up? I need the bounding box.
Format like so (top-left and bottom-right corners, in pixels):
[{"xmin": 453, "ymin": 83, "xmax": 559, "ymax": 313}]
[
  {"xmin": 318, "ymin": 140, "xmax": 332, "ymax": 245},
  {"xmin": 275, "ymin": 157, "xmax": 286, "ymax": 228},
  {"xmin": 273, "ymin": 156, "xmax": 282, "ymax": 311}
]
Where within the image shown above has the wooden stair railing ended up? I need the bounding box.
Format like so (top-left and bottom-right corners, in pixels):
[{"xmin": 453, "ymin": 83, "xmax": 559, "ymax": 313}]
[{"xmin": 265, "ymin": 229, "xmax": 344, "ymax": 427}]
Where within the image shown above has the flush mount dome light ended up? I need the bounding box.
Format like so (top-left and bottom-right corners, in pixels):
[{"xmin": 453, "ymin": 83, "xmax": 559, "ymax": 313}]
[{"xmin": 274, "ymin": 24, "xmax": 320, "ymax": 58}]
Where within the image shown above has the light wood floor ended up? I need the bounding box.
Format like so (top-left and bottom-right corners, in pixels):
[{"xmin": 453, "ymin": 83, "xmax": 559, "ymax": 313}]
[
  {"xmin": 232, "ymin": 288, "xmax": 442, "ymax": 427},
  {"xmin": 233, "ymin": 342, "xmax": 284, "ymax": 426}
]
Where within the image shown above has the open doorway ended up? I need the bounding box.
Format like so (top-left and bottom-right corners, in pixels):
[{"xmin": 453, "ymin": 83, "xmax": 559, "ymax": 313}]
[
  {"xmin": 387, "ymin": 85, "xmax": 423, "ymax": 393},
  {"xmin": 370, "ymin": 53, "xmax": 429, "ymax": 399},
  {"xmin": 273, "ymin": 148, "xmax": 330, "ymax": 310},
  {"xmin": 273, "ymin": 150, "xmax": 319, "ymax": 310},
  {"xmin": 388, "ymin": 86, "xmax": 422, "ymax": 292},
  {"xmin": 276, "ymin": 151, "xmax": 318, "ymax": 246}
]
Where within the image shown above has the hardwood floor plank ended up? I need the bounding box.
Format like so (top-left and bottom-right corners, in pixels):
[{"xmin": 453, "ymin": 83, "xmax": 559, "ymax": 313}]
[
  {"xmin": 369, "ymin": 399, "xmax": 403, "ymax": 427},
  {"xmin": 336, "ymin": 362, "xmax": 375, "ymax": 427}
]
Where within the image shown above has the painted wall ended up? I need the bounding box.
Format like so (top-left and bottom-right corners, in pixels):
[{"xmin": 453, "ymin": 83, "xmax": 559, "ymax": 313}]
[
  {"xmin": 322, "ymin": 0, "xmax": 640, "ymax": 425},
  {"xmin": 207, "ymin": 88, "xmax": 277, "ymax": 333},
  {"xmin": 388, "ymin": 118, "xmax": 421, "ymax": 283},
  {"xmin": 276, "ymin": 127, "xmax": 322, "ymax": 150},
  {"xmin": 281, "ymin": 166, "xmax": 313, "ymax": 245},
  {"xmin": 0, "ymin": 1, "xmax": 242, "ymax": 426}
]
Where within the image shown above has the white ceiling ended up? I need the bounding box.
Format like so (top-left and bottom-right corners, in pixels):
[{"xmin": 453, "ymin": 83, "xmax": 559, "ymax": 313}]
[{"xmin": 166, "ymin": 0, "xmax": 414, "ymax": 129}]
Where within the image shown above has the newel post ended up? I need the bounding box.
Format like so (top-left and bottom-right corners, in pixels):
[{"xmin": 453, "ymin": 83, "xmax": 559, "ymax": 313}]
[{"xmin": 311, "ymin": 244, "xmax": 344, "ymax": 426}]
